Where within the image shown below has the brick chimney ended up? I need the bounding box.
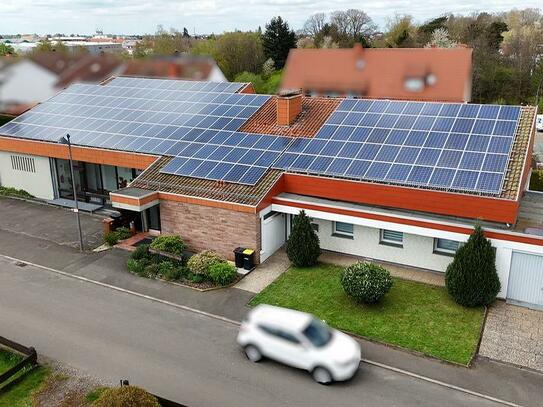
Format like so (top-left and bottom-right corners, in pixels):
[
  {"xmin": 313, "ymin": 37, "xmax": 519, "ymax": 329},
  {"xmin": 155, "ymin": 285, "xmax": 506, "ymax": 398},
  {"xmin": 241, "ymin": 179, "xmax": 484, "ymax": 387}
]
[{"xmin": 277, "ymin": 89, "xmax": 302, "ymax": 126}]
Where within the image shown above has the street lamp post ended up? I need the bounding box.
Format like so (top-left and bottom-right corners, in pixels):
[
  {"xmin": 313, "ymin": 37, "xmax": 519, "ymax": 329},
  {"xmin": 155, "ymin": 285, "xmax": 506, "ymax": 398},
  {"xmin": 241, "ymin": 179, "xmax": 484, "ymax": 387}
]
[{"xmin": 58, "ymin": 134, "xmax": 84, "ymax": 252}]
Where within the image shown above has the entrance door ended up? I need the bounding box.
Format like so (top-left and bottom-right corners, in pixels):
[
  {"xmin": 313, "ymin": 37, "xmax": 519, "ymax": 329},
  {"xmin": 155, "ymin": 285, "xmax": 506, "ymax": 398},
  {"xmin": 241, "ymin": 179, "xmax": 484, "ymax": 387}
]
[
  {"xmin": 261, "ymin": 212, "xmax": 286, "ymax": 262},
  {"xmin": 507, "ymin": 252, "xmax": 543, "ymax": 310}
]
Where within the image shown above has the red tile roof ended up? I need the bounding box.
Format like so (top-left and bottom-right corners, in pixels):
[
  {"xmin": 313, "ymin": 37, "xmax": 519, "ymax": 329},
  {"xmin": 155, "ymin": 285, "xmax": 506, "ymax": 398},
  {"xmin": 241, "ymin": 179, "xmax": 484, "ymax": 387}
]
[
  {"xmin": 239, "ymin": 96, "xmax": 340, "ymax": 137},
  {"xmin": 281, "ymin": 44, "xmax": 473, "ymax": 103}
]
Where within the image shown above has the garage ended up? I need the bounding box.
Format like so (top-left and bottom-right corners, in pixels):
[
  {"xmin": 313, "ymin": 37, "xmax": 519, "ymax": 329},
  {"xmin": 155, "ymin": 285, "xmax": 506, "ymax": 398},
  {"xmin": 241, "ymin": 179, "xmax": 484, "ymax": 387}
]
[{"xmin": 507, "ymin": 252, "xmax": 543, "ymax": 310}]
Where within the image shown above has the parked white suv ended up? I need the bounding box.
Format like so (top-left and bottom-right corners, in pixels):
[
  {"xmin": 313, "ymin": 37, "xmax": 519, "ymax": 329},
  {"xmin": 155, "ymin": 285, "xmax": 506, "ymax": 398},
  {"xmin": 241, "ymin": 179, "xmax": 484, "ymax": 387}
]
[{"xmin": 237, "ymin": 304, "xmax": 361, "ymax": 384}]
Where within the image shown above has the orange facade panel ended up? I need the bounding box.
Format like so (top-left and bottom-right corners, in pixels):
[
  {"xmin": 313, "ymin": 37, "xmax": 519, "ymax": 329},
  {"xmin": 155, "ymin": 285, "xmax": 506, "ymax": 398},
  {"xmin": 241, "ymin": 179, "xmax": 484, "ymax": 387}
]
[
  {"xmin": 281, "ymin": 173, "xmax": 520, "ymax": 224},
  {"xmin": 0, "ymin": 137, "xmax": 157, "ymax": 170}
]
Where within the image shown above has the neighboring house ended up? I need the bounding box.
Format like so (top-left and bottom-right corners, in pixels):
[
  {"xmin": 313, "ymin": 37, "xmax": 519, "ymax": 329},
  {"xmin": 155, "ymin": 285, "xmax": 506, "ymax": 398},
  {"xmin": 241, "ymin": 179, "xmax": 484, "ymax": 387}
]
[
  {"xmin": 0, "ymin": 53, "xmax": 227, "ymax": 115},
  {"xmin": 0, "ymin": 53, "xmax": 80, "ymax": 114},
  {"xmin": 281, "ymin": 44, "xmax": 473, "ymax": 102},
  {"xmin": 0, "ymin": 77, "xmax": 542, "ymax": 311}
]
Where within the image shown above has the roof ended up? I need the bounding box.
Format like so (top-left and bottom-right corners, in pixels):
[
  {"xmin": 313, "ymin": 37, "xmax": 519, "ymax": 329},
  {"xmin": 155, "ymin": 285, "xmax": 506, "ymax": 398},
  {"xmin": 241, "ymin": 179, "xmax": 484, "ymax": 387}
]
[
  {"xmin": 239, "ymin": 96, "xmax": 341, "ymax": 137},
  {"xmin": 55, "ymin": 56, "xmax": 221, "ymax": 88},
  {"xmin": 131, "ymin": 156, "xmax": 282, "ymax": 206},
  {"xmin": 281, "ymin": 45, "xmax": 473, "ymax": 102},
  {"xmin": 28, "ymin": 52, "xmax": 81, "ymax": 76},
  {"xmin": 249, "ymin": 304, "xmax": 312, "ymax": 331}
]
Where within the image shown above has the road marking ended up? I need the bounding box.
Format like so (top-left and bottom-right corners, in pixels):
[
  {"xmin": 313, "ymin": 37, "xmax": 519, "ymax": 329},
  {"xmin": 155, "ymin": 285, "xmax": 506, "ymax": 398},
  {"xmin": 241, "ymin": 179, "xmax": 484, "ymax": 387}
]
[{"xmin": 0, "ymin": 254, "xmax": 525, "ymax": 407}]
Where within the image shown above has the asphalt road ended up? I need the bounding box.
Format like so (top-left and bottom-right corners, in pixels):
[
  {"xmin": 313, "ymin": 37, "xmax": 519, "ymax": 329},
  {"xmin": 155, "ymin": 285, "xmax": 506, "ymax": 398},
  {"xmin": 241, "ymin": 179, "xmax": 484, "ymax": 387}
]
[{"xmin": 0, "ymin": 258, "xmax": 507, "ymax": 407}]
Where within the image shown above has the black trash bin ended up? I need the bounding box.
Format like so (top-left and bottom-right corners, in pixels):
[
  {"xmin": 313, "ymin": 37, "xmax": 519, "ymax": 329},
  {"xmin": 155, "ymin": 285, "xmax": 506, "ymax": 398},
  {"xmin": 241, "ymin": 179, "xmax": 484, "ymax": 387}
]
[
  {"xmin": 242, "ymin": 249, "xmax": 255, "ymax": 271},
  {"xmin": 110, "ymin": 211, "xmax": 123, "ymax": 228},
  {"xmin": 233, "ymin": 247, "xmax": 245, "ymax": 268}
]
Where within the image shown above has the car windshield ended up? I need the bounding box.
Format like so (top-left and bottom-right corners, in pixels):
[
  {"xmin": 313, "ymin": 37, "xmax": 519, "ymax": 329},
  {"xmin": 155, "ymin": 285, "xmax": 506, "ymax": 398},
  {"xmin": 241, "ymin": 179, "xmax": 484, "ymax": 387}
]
[{"xmin": 302, "ymin": 319, "xmax": 332, "ymax": 348}]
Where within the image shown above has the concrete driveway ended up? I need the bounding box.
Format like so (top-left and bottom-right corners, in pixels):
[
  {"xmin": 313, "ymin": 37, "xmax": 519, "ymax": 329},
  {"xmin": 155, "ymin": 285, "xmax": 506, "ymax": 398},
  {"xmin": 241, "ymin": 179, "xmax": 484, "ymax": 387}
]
[{"xmin": 0, "ymin": 197, "xmax": 103, "ymax": 249}]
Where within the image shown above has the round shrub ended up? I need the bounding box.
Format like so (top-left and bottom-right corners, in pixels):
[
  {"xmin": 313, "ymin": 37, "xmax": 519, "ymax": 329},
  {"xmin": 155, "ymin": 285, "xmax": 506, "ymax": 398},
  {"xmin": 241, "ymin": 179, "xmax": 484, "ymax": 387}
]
[
  {"xmin": 131, "ymin": 244, "xmax": 150, "ymax": 261},
  {"xmin": 187, "ymin": 250, "xmax": 226, "ymax": 277},
  {"xmin": 341, "ymin": 262, "xmax": 393, "ymax": 304},
  {"xmin": 209, "ymin": 262, "xmax": 238, "ymax": 286},
  {"xmin": 150, "ymin": 235, "xmax": 186, "ymax": 256},
  {"xmin": 95, "ymin": 385, "xmax": 160, "ymax": 407}
]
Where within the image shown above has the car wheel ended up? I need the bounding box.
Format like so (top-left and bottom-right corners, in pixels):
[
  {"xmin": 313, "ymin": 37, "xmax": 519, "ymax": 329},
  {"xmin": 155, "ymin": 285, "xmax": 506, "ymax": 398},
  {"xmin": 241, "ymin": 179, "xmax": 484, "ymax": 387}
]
[
  {"xmin": 312, "ymin": 366, "xmax": 333, "ymax": 385},
  {"xmin": 244, "ymin": 345, "xmax": 262, "ymax": 363}
]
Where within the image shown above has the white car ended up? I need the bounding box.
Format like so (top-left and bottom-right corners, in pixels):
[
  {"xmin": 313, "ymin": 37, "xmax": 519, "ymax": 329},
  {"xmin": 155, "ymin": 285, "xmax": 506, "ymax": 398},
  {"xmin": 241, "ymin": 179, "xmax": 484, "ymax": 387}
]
[
  {"xmin": 237, "ymin": 304, "xmax": 361, "ymax": 384},
  {"xmin": 537, "ymin": 115, "xmax": 543, "ymax": 132}
]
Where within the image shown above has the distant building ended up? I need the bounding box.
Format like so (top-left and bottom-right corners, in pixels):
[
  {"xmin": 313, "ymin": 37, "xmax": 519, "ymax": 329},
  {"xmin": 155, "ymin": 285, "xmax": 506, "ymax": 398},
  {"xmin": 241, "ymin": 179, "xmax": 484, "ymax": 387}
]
[
  {"xmin": 0, "ymin": 53, "xmax": 227, "ymax": 115},
  {"xmin": 281, "ymin": 44, "xmax": 473, "ymax": 103}
]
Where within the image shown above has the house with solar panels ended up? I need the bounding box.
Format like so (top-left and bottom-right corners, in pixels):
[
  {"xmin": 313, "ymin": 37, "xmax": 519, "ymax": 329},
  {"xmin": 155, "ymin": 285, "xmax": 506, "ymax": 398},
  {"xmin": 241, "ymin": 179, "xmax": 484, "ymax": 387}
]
[{"xmin": 0, "ymin": 76, "xmax": 542, "ymax": 309}]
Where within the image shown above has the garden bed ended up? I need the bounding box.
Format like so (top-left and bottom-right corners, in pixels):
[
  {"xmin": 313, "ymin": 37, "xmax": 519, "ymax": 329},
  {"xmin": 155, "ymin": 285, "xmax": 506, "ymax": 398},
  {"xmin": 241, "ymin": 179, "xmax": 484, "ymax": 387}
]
[{"xmin": 250, "ymin": 263, "xmax": 485, "ymax": 365}]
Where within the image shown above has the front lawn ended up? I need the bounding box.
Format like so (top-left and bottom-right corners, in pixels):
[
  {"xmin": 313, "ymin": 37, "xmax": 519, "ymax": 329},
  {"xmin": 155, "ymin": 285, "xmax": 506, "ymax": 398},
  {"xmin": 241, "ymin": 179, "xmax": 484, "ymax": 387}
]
[{"xmin": 250, "ymin": 264, "xmax": 485, "ymax": 365}]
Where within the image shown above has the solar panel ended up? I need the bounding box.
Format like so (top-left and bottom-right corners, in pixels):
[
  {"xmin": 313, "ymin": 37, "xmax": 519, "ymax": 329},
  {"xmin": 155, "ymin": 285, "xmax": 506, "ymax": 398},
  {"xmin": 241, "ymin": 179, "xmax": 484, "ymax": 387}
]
[
  {"xmin": 274, "ymin": 99, "xmax": 521, "ymax": 194},
  {"xmin": 106, "ymin": 77, "xmax": 247, "ymax": 94}
]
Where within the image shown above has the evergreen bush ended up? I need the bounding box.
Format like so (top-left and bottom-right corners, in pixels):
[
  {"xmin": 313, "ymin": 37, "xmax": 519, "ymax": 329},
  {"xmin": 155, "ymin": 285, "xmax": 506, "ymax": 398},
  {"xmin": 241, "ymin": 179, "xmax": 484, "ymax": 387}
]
[
  {"xmin": 286, "ymin": 210, "xmax": 321, "ymax": 267},
  {"xmin": 445, "ymin": 225, "xmax": 501, "ymax": 307},
  {"xmin": 150, "ymin": 235, "xmax": 186, "ymax": 256},
  {"xmin": 131, "ymin": 244, "xmax": 150, "ymax": 261},
  {"xmin": 341, "ymin": 262, "xmax": 393, "ymax": 304},
  {"xmin": 187, "ymin": 250, "xmax": 225, "ymax": 276},
  {"xmin": 209, "ymin": 262, "xmax": 238, "ymax": 286}
]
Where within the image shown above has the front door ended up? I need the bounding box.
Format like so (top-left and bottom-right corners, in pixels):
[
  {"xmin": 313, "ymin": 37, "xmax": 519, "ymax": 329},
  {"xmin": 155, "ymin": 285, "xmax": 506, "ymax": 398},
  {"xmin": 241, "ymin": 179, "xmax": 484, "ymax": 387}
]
[{"xmin": 507, "ymin": 252, "xmax": 543, "ymax": 310}]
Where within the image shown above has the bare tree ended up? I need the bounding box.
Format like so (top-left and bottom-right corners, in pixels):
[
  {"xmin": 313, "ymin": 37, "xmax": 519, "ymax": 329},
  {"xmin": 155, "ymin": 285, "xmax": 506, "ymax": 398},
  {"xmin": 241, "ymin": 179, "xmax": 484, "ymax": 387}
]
[
  {"xmin": 330, "ymin": 9, "xmax": 377, "ymax": 45},
  {"xmin": 303, "ymin": 13, "xmax": 327, "ymax": 37}
]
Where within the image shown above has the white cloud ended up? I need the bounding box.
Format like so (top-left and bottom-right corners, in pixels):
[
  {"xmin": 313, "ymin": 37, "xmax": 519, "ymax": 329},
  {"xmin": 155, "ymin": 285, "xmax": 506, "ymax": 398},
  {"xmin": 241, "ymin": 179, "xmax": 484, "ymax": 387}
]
[{"xmin": 1, "ymin": 0, "xmax": 539, "ymax": 35}]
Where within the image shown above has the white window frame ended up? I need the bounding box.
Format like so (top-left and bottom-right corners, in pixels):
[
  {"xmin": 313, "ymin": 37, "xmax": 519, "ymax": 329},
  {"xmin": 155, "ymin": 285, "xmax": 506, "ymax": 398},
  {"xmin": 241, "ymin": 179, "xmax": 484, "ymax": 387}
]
[
  {"xmin": 380, "ymin": 229, "xmax": 403, "ymax": 247},
  {"xmin": 332, "ymin": 221, "xmax": 354, "ymax": 238},
  {"xmin": 433, "ymin": 238, "xmax": 460, "ymax": 256}
]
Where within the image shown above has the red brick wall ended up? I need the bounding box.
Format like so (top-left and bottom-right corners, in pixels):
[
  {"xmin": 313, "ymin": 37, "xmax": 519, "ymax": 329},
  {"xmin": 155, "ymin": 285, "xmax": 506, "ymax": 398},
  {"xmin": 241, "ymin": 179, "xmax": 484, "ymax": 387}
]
[{"xmin": 160, "ymin": 200, "xmax": 261, "ymax": 263}]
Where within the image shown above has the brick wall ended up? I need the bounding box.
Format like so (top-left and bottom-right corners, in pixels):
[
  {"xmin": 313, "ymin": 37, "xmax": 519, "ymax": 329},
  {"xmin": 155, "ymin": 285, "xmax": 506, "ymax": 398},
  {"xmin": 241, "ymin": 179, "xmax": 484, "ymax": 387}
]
[{"xmin": 160, "ymin": 200, "xmax": 261, "ymax": 263}]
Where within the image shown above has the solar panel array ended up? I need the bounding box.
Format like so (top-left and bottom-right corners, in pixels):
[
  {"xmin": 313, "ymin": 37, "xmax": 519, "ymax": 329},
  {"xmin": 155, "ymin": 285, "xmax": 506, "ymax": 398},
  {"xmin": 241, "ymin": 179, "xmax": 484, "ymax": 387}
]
[
  {"xmin": 107, "ymin": 77, "xmax": 247, "ymax": 93},
  {"xmin": 0, "ymin": 81, "xmax": 287, "ymax": 185},
  {"xmin": 274, "ymin": 99, "xmax": 521, "ymax": 194}
]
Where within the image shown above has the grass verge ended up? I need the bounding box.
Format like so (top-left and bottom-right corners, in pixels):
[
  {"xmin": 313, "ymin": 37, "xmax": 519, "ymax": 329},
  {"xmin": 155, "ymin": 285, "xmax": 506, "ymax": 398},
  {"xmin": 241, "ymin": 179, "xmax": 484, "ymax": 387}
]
[{"xmin": 249, "ymin": 263, "xmax": 485, "ymax": 365}]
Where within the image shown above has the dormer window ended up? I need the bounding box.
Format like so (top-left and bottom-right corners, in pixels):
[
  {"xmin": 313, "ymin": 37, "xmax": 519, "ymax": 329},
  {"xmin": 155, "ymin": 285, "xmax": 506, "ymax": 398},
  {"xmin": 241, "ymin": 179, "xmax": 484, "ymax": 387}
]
[{"xmin": 404, "ymin": 77, "xmax": 425, "ymax": 92}]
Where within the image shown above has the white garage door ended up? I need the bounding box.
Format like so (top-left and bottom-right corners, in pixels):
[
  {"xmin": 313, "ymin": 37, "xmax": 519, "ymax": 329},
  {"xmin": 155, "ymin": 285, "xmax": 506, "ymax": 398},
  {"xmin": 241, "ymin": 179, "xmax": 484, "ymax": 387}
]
[
  {"xmin": 507, "ymin": 252, "xmax": 543, "ymax": 309},
  {"xmin": 261, "ymin": 212, "xmax": 286, "ymax": 262}
]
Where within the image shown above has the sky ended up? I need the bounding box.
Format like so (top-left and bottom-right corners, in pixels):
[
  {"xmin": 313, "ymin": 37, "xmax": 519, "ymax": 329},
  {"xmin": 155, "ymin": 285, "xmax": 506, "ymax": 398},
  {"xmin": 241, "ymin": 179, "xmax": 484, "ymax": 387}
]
[{"xmin": 1, "ymin": 0, "xmax": 540, "ymax": 35}]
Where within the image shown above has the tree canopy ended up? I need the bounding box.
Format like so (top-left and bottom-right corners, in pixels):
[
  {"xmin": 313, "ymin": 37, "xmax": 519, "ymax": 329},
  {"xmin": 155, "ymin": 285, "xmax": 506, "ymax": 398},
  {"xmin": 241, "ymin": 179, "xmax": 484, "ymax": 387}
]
[{"xmin": 262, "ymin": 16, "xmax": 296, "ymax": 69}]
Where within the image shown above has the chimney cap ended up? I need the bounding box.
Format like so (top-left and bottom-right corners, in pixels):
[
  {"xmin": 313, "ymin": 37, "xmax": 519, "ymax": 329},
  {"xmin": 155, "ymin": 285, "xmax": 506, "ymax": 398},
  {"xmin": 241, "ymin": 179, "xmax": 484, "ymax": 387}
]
[{"xmin": 278, "ymin": 88, "xmax": 302, "ymax": 98}]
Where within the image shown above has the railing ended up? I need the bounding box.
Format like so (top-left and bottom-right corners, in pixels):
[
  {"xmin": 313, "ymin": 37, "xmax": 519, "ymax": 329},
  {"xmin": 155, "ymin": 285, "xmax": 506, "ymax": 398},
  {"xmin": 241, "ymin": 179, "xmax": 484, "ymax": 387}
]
[{"xmin": 0, "ymin": 336, "xmax": 37, "ymax": 386}]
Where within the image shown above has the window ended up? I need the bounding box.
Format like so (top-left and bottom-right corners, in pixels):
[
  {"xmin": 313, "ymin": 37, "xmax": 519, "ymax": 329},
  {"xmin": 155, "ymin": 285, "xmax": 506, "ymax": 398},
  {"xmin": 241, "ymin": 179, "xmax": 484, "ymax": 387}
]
[
  {"xmin": 434, "ymin": 238, "xmax": 460, "ymax": 255},
  {"xmin": 258, "ymin": 325, "xmax": 301, "ymax": 345},
  {"xmin": 333, "ymin": 222, "xmax": 354, "ymax": 238},
  {"xmin": 380, "ymin": 229, "xmax": 403, "ymax": 246},
  {"xmin": 302, "ymin": 319, "xmax": 332, "ymax": 348}
]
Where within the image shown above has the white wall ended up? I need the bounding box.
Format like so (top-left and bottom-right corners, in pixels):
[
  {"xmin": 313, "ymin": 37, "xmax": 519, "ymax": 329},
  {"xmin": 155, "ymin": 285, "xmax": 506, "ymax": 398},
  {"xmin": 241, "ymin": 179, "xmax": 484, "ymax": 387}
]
[
  {"xmin": 310, "ymin": 218, "xmax": 454, "ymax": 272},
  {"xmin": 208, "ymin": 64, "xmax": 227, "ymax": 82},
  {"xmin": 0, "ymin": 151, "xmax": 55, "ymax": 199},
  {"xmin": 274, "ymin": 202, "xmax": 543, "ymax": 299},
  {"xmin": 0, "ymin": 60, "xmax": 59, "ymax": 106}
]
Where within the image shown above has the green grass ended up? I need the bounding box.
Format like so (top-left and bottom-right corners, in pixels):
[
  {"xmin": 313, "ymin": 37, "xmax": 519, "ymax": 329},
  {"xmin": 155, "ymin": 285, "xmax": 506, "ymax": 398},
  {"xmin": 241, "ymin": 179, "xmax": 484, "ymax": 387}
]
[
  {"xmin": 0, "ymin": 349, "xmax": 50, "ymax": 407},
  {"xmin": 85, "ymin": 387, "xmax": 109, "ymax": 404},
  {"xmin": 250, "ymin": 264, "xmax": 485, "ymax": 365}
]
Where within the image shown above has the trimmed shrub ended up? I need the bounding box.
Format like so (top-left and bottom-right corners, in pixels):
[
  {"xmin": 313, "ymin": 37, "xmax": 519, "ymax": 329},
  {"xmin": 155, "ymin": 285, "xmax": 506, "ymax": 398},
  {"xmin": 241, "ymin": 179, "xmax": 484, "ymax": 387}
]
[
  {"xmin": 150, "ymin": 235, "xmax": 186, "ymax": 256},
  {"xmin": 286, "ymin": 210, "xmax": 320, "ymax": 267},
  {"xmin": 95, "ymin": 385, "xmax": 160, "ymax": 407},
  {"xmin": 445, "ymin": 225, "xmax": 500, "ymax": 307},
  {"xmin": 131, "ymin": 244, "xmax": 150, "ymax": 261},
  {"xmin": 158, "ymin": 261, "xmax": 183, "ymax": 281},
  {"xmin": 104, "ymin": 231, "xmax": 120, "ymax": 246},
  {"xmin": 115, "ymin": 227, "xmax": 132, "ymax": 240},
  {"xmin": 187, "ymin": 250, "xmax": 226, "ymax": 276},
  {"xmin": 209, "ymin": 262, "xmax": 238, "ymax": 286},
  {"xmin": 341, "ymin": 262, "xmax": 393, "ymax": 304},
  {"xmin": 127, "ymin": 258, "xmax": 147, "ymax": 276}
]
